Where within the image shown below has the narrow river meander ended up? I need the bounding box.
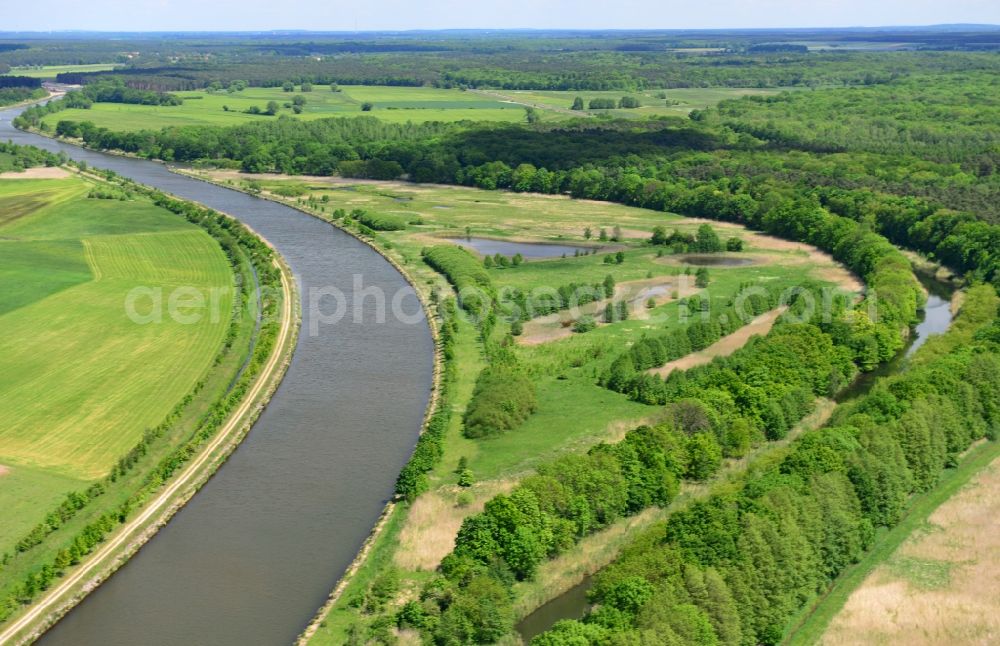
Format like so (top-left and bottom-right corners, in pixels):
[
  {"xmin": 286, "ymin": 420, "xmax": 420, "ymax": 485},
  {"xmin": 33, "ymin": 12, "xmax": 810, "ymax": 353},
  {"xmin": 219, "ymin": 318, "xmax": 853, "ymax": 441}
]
[
  {"xmin": 1, "ymin": 105, "xmax": 435, "ymax": 645},
  {"xmin": 516, "ymin": 274, "xmax": 957, "ymax": 641}
]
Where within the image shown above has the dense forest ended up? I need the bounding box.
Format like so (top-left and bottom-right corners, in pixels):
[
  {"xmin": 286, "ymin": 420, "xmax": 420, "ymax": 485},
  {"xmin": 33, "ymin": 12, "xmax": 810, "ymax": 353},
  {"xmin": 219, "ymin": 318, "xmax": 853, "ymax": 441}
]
[
  {"xmin": 532, "ymin": 284, "xmax": 999, "ymax": 645},
  {"xmin": 2, "ymin": 30, "xmax": 999, "ymax": 90},
  {"xmin": 0, "ymin": 75, "xmax": 44, "ymax": 107}
]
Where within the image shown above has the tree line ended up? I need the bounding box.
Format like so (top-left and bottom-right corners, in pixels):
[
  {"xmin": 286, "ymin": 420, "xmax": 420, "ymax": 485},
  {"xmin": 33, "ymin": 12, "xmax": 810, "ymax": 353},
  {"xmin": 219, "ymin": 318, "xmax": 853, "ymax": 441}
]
[{"xmin": 534, "ymin": 284, "xmax": 1000, "ymax": 645}]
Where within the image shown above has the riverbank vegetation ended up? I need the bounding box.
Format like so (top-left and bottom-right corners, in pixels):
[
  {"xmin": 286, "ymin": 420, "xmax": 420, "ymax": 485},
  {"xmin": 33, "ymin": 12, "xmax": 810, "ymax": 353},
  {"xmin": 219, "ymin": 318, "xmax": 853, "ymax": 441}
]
[{"xmin": 0, "ymin": 161, "xmax": 286, "ymax": 629}]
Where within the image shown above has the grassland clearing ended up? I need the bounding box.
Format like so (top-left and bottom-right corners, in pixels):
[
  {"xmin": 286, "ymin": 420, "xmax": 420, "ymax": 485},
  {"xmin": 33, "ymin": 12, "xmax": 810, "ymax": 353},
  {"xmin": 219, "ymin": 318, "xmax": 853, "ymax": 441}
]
[
  {"xmin": 40, "ymin": 84, "xmax": 561, "ymax": 131},
  {"xmin": 482, "ymin": 87, "xmax": 793, "ymax": 118},
  {"xmin": 4, "ymin": 64, "xmax": 121, "ymax": 78}
]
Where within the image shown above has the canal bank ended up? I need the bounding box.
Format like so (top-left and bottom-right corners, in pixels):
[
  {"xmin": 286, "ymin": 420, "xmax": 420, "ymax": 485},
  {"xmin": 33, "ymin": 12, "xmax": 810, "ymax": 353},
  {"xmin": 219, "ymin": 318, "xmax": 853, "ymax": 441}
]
[{"xmin": 0, "ymin": 105, "xmax": 436, "ymax": 646}]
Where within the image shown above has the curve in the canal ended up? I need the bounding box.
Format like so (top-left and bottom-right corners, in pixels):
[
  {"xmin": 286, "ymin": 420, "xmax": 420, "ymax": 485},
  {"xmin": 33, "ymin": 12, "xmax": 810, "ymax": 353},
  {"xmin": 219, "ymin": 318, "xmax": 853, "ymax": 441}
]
[{"xmin": 0, "ymin": 106, "xmax": 435, "ymax": 646}]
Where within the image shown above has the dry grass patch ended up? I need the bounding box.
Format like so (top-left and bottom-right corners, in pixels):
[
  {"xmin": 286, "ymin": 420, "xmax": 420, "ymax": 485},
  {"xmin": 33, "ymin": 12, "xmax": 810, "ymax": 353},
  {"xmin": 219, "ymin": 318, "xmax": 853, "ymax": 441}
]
[
  {"xmin": 647, "ymin": 306, "xmax": 788, "ymax": 377},
  {"xmin": 822, "ymin": 459, "xmax": 1000, "ymax": 646},
  {"xmin": 395, "ymin": 479, "xmax": 516, "ymax": 571},
  {"xmin": 0, "ymin": 167, "xmax": 72, "ymax": 180},
  {"xmin": 517, "ymin": 278, "xmax": 700, "ymax": 346}
]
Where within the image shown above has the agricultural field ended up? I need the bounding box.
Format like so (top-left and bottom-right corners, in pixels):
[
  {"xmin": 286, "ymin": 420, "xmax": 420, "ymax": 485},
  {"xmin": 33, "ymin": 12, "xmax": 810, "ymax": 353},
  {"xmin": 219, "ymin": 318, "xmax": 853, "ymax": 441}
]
[
  {"xmin": 3, "ymin": 64, "xmax": 122, "ymax": 79},
  {"xmin": 39, "ymin": 84, "xmax": 560, "ymax": 131},
  {"xmin": 0, "ymin": 173, "xmax": 235, "ymax": 546}
]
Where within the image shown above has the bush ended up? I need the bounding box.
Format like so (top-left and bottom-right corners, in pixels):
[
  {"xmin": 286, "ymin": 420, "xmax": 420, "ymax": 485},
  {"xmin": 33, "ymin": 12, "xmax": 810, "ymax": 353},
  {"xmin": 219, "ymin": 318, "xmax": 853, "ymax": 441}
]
[
  {"xmin": 354, "ymin": 210, "xmax": 408, "ymax": 231},
  {"xmin": 422, "ymin": 246, "xmax": 493, "ymax": 317},
  {"xmin": 462, "ymin": 366, "xmax": 537, "ymax": 439}
]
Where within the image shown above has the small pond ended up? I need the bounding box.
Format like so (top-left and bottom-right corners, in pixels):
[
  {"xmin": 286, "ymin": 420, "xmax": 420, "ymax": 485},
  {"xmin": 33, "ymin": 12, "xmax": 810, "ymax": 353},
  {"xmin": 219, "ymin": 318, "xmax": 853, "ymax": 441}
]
[
  {"xmin": 516, "ymin": 577, "xmax": 593, "ymax": 642},
  {"xmin": 446, "ymin": 236, "xmax": 591, "ymax": 259}
]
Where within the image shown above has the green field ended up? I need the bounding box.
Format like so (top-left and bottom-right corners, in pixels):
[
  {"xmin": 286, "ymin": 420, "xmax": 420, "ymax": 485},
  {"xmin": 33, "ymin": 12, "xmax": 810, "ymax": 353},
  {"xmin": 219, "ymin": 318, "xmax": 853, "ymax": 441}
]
[
  {"xmin": 4, "ymin": 64, "xmax": 121, "ymax": 79},
  {"xmin": 490, "ymin": 87, "xmax": 793, "ymax": 118},
  {"xmin": 39, "ymin": 84, "xmax": 793, "ymax": 132},
  {"xmin": 0, "ymin": 174, "xmax": 235, "ymax": 541},
  {"xmin": 41, "ymin": 84, "xmax": 557, "ymax": 131}
]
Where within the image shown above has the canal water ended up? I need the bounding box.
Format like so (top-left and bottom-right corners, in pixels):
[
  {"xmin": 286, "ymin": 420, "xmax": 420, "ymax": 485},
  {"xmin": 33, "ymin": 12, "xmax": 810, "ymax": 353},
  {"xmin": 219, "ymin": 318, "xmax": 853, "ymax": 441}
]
[{"xmin": 0, "ymin": 106, "xmax": 435, "ymax": 645}]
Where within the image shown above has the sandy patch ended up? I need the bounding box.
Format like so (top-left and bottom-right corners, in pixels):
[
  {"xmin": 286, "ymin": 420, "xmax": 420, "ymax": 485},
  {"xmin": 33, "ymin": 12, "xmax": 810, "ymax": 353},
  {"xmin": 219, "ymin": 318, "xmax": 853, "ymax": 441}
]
[
  {"xmin": 0, "ymin": 167, "xmax": 71, "ymax": 180},
  {"xmin": 823, "ymin": 459, "xmax": 1000, "ymax": 646},
  {"xmin": 516, "ymin": 277, "xmax": 701, "ymax": 346},
  {"xmin": 647, "ymin": 306, "xmax": 788, "ymax": 377},
  {"xmin": 395, "ymin": 479, "xmax": 516, "ymax": 571}
]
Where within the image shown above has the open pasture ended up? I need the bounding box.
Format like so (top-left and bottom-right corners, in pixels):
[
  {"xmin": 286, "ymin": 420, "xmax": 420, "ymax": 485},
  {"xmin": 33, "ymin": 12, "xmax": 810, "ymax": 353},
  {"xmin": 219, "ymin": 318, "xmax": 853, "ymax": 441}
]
[{"xmin": 3, "ymin": 63, "xmax": 122, "ymax": 79}]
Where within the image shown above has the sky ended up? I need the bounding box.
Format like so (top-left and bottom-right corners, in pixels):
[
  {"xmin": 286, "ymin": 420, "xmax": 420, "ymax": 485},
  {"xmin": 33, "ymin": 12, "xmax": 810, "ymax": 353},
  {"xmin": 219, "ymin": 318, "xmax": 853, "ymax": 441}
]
[{"xmin": 5, "ymin": 0, "xmax": 1000, "ymax": 32}]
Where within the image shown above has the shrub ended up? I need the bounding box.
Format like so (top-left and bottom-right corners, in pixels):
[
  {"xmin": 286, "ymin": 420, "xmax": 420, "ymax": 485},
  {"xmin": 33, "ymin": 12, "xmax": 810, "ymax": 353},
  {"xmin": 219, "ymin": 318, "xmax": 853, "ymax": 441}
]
[
  {"xmin": 462, "ymin": 366, "xmax": 537, "ymax": 439},
  {"xmin": 354, "ymin": 210, "xmax": 408, "ymax": 231}
]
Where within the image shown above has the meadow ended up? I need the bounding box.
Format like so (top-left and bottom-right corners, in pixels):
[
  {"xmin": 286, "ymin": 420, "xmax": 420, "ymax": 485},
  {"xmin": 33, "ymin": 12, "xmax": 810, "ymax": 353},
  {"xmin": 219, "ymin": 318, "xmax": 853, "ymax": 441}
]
[
  {"xmin": 0, "ymin": 175, "xmax": 235, "ymax": 545},
  {"xmin": 3, "ymin": 64, "xmax": 121, "ymax": 79},
  {"xmin": 35, "ymin": 84, "xmax": 787, "ymax": 132},
  {"xmin": 221, "ymin": 174, "xmax": 856, "ymax": 483},
  {"xmin": 485, "ymin": 87, "xmax": 793, "ymax": 118},
  {"xmin": 39, "ymin": 84, "xmax": 557, "ymax": 131}
]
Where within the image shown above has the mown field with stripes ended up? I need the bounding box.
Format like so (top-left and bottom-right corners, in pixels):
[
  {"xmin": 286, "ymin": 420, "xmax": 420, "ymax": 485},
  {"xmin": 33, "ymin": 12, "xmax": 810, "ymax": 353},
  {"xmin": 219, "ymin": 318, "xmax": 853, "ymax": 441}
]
[{"xmin": 0, "ymin": 175, "xmax": 235, "ymax": 545}]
